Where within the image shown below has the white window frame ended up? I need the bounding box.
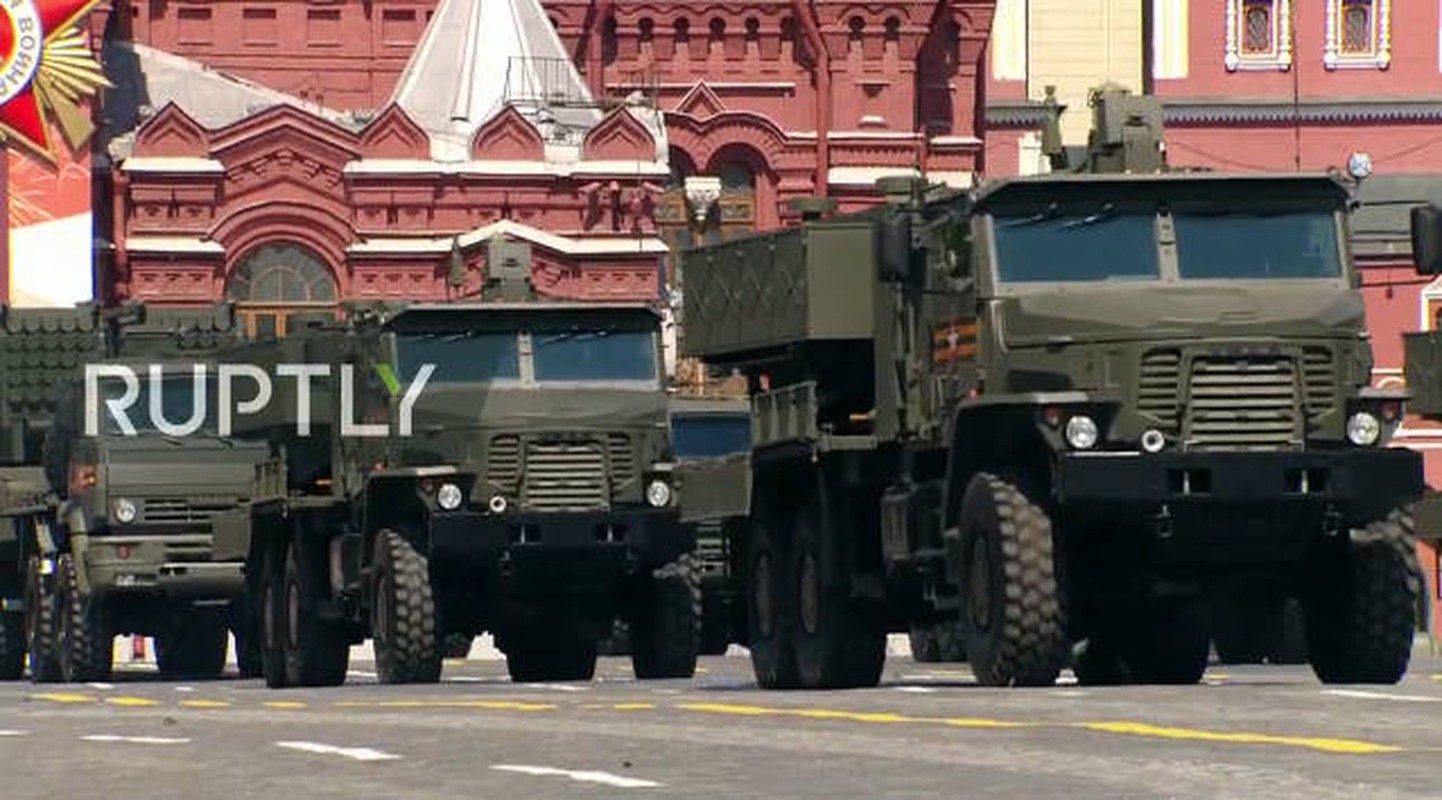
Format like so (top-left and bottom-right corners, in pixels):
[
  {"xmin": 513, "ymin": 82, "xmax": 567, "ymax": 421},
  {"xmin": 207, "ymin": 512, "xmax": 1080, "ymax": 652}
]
[
  {"xmin": 1325, "ymin": 0, "xmax": 1391, "ymax": 70},
  {"xmin": 1226, "ymin": 0, "xmax": 1293, "ymax": 72}
]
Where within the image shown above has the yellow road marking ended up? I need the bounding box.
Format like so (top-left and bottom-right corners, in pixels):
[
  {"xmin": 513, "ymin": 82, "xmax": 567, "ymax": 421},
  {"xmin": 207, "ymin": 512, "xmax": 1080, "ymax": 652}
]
[
  {"xmin": 1207, "ymin": 672, "xmax": 1232, "ymax": 680},
  {"xmin": 264, "ymin": 701, "xmax": 307, "ymax": 710},
  {"xmin": 612, "ymin": 703, "xmax": 656, "ymax": 711},
  {"xmin": 180, "ymin": 699, "xmax": 231, "ymax": 709},
  {"xmin": 31, "ymin": 692, "xmax": 95, "ymax": 704},
  {"xmin": 676, "ymin": 702, "xmax": 1398, "ymax": 754},
  {"xmin": 105, "ymin": 696, "xmax": 160, "ymax": 707},
  {"xmin": 333, "ymin": 699, "xmax": 554, "ymax": 712},
  {"xmin": 1075, "ymin": 721, "xmax": 1400, "ymax": 755}
]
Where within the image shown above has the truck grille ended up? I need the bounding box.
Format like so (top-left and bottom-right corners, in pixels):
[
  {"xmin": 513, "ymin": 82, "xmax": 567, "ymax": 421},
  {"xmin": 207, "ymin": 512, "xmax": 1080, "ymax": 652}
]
[
  {"xmin": 1301, "ymin": 347, "xmax": 1335, "ymax": 423},
  {"xmin": 1137, "ymin": 348, "xmax": 1181, "ymax": 427},
  {"xmin": 607, "ymin": 433, "xmax": 636, "ymax": 486},
  {"xmin": 522, "ymin": 441, "xmax": 609, "ymax": 511},
  {"xmin": 139, "ymin": 497, "xmax": 238, "ymax": 524},
  {"xmin": 1184, "ymin": 355, "xmax": 1301, "ymax": 451},
  {"xmin": 487, "ymin": 434, "xmax": 521, "ymax": 492}
]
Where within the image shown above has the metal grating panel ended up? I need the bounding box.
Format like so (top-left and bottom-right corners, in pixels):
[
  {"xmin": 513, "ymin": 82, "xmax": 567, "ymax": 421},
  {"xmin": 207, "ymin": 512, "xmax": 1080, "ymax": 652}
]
[
  {"xmin": 1137, "ymin": 348, "xmax": 1181, "ymax": 427},
  {"xmin": 139, "ymin": 498, "xmax": 237, "ymax": 524},
  {"xmin": 522, "ymin": 440, "xmax": 608, "ymax": 511},
  {"xmin": 1301, "ymin": 347, "xmax": 1336, "ymax": 424},
  {"xmin": 1184, "ymin": 355, "xmax": 1301, "ymax": 452},
  {"xmin": 487, "ymin": 434, "xmax": 521, "ymax": 492}
]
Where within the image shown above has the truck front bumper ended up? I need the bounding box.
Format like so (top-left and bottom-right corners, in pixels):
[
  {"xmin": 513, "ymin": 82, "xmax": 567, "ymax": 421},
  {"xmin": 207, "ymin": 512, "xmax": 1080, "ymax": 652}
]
[
  {"xmin": 82, "ymin": 534, "xmax": 245, "ymax": 600},
  {"xmin": 1056, "ymin": 447, "xmax": 1423, "ymax": 522},
  {"xmin": 429, "ymin": 507, "xmax": 693, "ymax": 567}
]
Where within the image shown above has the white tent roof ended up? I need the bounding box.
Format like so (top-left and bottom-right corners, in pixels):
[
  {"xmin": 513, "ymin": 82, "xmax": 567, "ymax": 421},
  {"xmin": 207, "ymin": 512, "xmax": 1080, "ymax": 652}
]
[{"xmin": 391, "ymin": 0, "xmax": 620, "ymax": 163}]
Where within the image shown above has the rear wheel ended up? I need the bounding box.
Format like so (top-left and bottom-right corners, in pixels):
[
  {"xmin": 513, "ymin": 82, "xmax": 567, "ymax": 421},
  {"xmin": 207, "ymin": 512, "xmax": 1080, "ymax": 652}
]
[
  {"xmin": 791, "ymin": 486, "xmax": 886, "ymax": 690},
  {"xmin": 281, "ymin": 540, "xmax": 349, "ymax": 687},
  {"xmin": 24, "ymin": 556, "xmax": 61, "ymax": 683},
  {"xmin": 371, "ymin": 529, "xmax": 441, "ymax": 684},
  {"xmin": 0, "ymin": 610, "xmax": 24, "ymax": 679},
  {"xmin": 909, "ymin": 620, "xmax": 967, "ymax": 663},
  {"xmin": 630, "ymin": 553, "xmax": 701, "ymax": 679},
  {"xmin": 958, "ymin": 472, "xmax": 1069, "ymax": 687},
  {"xmin": 259, "ymin": 542, "xmax": 288, "ymax": 688},
  {"xmin": 745, "ymin": 516, "xmax": 799, "ymax": 689},
  {"xmin": 1120, "ymin": 599, "xmax": 1210, "ymax": 685},
  {"xmin": 1305, "ymin": 510, "xmax": 1420, "ymax": 684}
]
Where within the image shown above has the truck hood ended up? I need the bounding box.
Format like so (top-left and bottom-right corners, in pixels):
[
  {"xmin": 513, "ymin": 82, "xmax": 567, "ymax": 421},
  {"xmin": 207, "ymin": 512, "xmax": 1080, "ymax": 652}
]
[{"xmin": 994, "ymin": 283, "xmax": 1364, "ymax": 347}]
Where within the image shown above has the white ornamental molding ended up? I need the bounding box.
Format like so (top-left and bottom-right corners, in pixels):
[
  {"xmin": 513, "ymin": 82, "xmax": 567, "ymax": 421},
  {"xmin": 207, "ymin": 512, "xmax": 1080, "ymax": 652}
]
[
  {"xmin": 683, "ymin": 176, "xmax": 722, "ymax": 224},
  {"xmin": 1225, "ymin": 0, "xmax": 1293, "ymax": 72},
  {"xmin": 1324, "ymin": 0, "xmax": 1391, "ymax": 70}
]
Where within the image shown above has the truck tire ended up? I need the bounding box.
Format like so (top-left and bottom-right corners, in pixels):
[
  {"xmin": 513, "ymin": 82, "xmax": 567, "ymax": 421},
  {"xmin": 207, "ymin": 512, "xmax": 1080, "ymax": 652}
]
[
  {"xmin": 0, "ymin": 612, "xmax": 23, "ymax": 679},
  {"xmin": 24, "ymin": 556, "xmax": 60, "ymax": 683},
  {"xmin": 1305, "ymin": 510, "xmax": 1420, "ymax": 685},
  {"xmin": 958, "ymin": 472, "xmax": 1068, "ymax": 687},
  {"xmin": 505, "ymin": 628, "xmax": 597, "ymax": 682},
  {"xmin": 909, "ymin": 620, "xmax": 967, "ymax": 663},
  {"xmin": 745, "ymin": 516, "xmax": 800, "ymax": 689},
  {"xmin": 630, "ymin": 552, "xmax": 701, "ymax": 679},
  {"xmin": 259, "ymin": 541, "xmax": 288, "ymax": 688},
  {"xmin": 371, "ymin": 529, "xmax": 441, "ymax": 684},
  {"xmin": 282, "ymin": 540, "xmax": 349, "ymax": 687},
  {"xmin": 56, "ymin": 554, "xmax": 111, "ymax": 682},
  {"xmin": 1121, "ymin": 599, "xmax": 1210, "ymax": 685},
  {"xmin": 791, "ymin": 488, "xmax": 886, "ymax": 689},
  {"xmin": 596, "ymin": 619, "xmax": 630, "ymax": 656},
  {"xmin": 156, "ymin": 609, "xmax": 228, "ymax": 680}
]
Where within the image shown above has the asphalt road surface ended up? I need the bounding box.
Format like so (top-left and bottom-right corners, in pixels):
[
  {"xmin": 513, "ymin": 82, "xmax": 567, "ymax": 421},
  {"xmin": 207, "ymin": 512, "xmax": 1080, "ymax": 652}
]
[{"xmin": 4, "ymin": 639, "xmax": 1442, "ymax": 799}]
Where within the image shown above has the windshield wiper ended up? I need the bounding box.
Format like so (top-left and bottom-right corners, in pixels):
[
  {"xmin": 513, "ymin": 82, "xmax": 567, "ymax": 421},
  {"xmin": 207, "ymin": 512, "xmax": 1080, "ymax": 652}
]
[
  {"xmin": 1060, "ymin": 204, "xmax": 1117, "ymax": 229},
  {"xmin": 537, "ymin": 331, "xmax": 610, "ymax": 345}
]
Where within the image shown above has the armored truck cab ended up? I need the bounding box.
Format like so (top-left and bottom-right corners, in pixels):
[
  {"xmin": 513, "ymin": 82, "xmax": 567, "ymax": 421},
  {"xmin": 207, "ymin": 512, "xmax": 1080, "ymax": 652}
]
[
  {"xmin": 221, "ymin": 297, "xmax": 699, "ymax": 688},
  {"xmin": 681, "ymin": 126, "xmax": 1425, "ymax": 689},
  {"xmin": 1400, "ymin": 204, "xmax": 1442, "ymax": 551}
]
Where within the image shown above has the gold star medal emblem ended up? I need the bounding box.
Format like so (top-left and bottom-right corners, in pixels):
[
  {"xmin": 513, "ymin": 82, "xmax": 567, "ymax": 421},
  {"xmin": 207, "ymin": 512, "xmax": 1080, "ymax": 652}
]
[{"xmin": 0, "ymin": 0, "xmax": 112, "ymax": 164}]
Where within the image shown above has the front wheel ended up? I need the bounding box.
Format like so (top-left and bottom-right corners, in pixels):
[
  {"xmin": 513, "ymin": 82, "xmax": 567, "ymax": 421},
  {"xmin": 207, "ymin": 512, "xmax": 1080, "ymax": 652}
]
[
  {"xmin": 24, "ymin": 556, "xmax": 61, "ymax": 683},
  {"xmin": 745, "ymin": 517, "xmax": 799, "ymax": 689},
  {"xmin": 1305, "ymin": 510, "xmax": 1421, "ymax": 684},
  {"xmin": 371, "ymin": 529, "xmax": 441, "ymax": 684},
  {"xmin": 958, "ymin": 472, "xmax": 1069, "ymax": 687},
  {"xmin": 56, "ymin": 555, "xmax": 111, "ymax": 683}
]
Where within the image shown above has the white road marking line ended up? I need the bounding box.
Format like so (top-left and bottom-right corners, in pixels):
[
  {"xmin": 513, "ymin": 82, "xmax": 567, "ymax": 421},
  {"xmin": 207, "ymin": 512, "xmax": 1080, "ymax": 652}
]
[
  {"xmin": 173, "ymin": 686, "xmax": 195, "ymax": 693},
  {"xmin": 892, "ymin": 686, "xmax": 936, "ymax": 693},
  {"xmin": 0, "ymin": 730, "xmax": 28, "ymax": 736},
  {"xmin": 276, "ymin": 741, "xmax": 401, "ymax": 761},
  {"xmin": 86, "ymin": 682, "xmax": 113, "ymax": 691},
  {"xmin": 523, "ymin": 683, "xmax": 587, "ymax": 692},
  {"xmin": 492, "ymin": 764, "xmax": 662, "ymax": 789},
  {"xmin": 1323, "ymin": 689, "xmax": 1442, "ymax": 703},
  {"xmin": 447, "ymin": 676, "xmax": 486, "ymax": 682},
  {"xmin": 81, "ymin": 735, "xmax": 190, "ymax": 744},
  {"xmin": 1049, "ymin": 690, "xmax": 1088, "ymax": 697},
  {"xmin": 347, "ymin": 670, "xmax": 379, "ymax": 679}
]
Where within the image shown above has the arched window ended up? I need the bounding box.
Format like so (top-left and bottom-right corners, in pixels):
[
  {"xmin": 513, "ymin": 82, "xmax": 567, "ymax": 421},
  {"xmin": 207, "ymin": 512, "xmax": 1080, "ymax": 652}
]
[{"xmin": 226, "ymin": 242, "xmax": 339, "ymax": 337}]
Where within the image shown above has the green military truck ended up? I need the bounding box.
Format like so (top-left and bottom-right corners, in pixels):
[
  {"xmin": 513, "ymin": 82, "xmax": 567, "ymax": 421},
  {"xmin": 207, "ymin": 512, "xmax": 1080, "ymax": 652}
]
[
  {"xmin": 217, "ymin": 253, "xmax": 699, "ymax": 687},
  {"xmin": 669, "ymin": 395, "xmax": 752, "ymax": 654},
  {"xmin": 678, "ymin": 86, "xmax": 1426, "ymax": 689},
  {"xmin": 0, "ymin": 301, "xmax": 269, "ymax": 682}
]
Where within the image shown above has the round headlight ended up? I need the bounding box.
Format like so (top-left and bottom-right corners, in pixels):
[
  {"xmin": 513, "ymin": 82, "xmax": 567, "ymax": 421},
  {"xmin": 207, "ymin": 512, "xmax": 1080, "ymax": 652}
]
[
  {"xmin": 1064, "ymin": 415, "xmax": 1099, "ymax": 450},
  {"xmin": 436, "ymin": 482, "xmax": 463, "ymax": 510},
  {"xmin": 488, "ymin": 494, "xmax": 508, "ymax": 514},
  {"xmin": 1140, "ymin": 428, "xmax": 1166, "ymax": 453},
  {"xmin": 112, "ymin": 498, "xmax": 137, "ymax": 524},
  {"xmin": 1347, "ymin": 411, "xmax": 1381, "ymax": 446},
  {"xmin": 646, "ymin": 479, "xmax": 672, "ymax": 508}
]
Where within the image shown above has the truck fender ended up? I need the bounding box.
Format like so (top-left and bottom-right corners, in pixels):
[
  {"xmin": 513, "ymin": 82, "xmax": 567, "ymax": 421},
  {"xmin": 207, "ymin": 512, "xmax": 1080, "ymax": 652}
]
[{"xmin": 939, "ymin": 403, "xmax": 1053, "ymax": 533}]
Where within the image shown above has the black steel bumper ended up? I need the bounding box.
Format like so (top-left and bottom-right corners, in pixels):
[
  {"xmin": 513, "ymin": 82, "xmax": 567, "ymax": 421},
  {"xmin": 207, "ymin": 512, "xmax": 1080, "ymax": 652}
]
[
  {"xmin": 428, "ymin": 507, "xmax": 693, "ymax": 567},
  {"xmin": 1056, "ymin": 447, "xmax": 1424, "ymax": 518}
]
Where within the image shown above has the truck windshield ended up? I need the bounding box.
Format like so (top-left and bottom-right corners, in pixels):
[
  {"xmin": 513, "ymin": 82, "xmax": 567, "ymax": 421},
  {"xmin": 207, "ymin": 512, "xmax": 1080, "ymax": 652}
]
[
  {"xmin": 395, "ymin": 332, "xmax": 521, "ymax": 383},
  {"xmin": 532, "ymin": 330, "xmax": 658, "ymax": 383},
  {"xmin": 992, "ymin": 210, "xmax": 1159, "ymax": 283},
  {"xmin": 98, "ymin": 375, "xmax": 219, "ymax": 435},
  {"xmin": 672, "ymin": 414, "xmax": 750, "ymax": 459},
  {"xmin": 1174, "ymin": 210, "xmax": 1343, "ymax": 280}
]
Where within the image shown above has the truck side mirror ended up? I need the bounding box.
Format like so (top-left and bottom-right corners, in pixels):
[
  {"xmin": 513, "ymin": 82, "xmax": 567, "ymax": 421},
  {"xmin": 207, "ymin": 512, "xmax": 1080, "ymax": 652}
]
[
  {"xmin": 875, "ymin": 215, "xmax": 916, "ymax": 283},
  {"xmin": 1411, "ymin": 204, "xmax": 1442, "ymax": 275}
]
